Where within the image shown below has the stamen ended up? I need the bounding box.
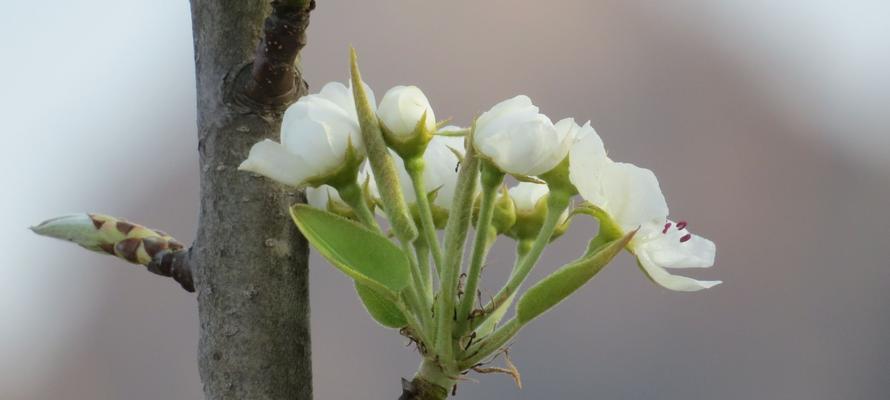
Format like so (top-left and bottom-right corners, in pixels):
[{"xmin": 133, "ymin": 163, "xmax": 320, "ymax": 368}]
[
  {"xmin": 676, "ymin": 221, "xmax": 688, "ymax": 230},
  {"xmin": 662, "ymin": 222, "xmax": 672, "ymax": 234},
  {"xmin": 679, "ymin": 233, "xmax": 692, "ymax": 243}
]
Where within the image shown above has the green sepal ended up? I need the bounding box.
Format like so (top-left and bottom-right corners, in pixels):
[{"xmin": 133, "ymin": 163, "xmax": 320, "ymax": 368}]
[
  {"xmin": 304, "ymin": 137, "xmax": 365, "ymax": 189},
  {"xmin": 571, "ymin": 203, "xmax": 625, "ymax": 255},
  {"xmin": 538, "ymin": 156, "xmax": 578, "ymax": 196},
  {"xmin": 354, "ymin": 282, "xmax": 408, "ymax": 328},
  {"xmin": 505, "ymin": 193, "xmax": 549, "ymax": 241},
  {"xmin": 516, "ymin": 229, "xmax": 636, "ymax": 324},
  {"xmin": 350, "ymin": 48, "xmax": 418, "ymax": 243},
  {"xmin": 381, "ymin": 111, "xmax": 435, "ymax": 160},
  {"xmin": 290, "ymin": 204, "xmax": 411, "ymax": 299}
]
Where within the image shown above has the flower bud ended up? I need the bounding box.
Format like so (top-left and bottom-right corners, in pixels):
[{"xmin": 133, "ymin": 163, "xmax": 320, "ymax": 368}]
[
  {"xmin": 31, "ymin": 213, "xmax": 184, "ymax": 265},
  {"xmin": 505, "ymin": 183, "xmax": 569, "ymax": 241},
  {"xmin": 378, "ymin": 86, "xmax": 436, "ymax": 139},
  {"xmin": 473, "ymin": 185, "xmax": 516, "ymax": 235},
  {"xmin": 474, "ymin": 95, "xmax": 574, "ymax": 177}
]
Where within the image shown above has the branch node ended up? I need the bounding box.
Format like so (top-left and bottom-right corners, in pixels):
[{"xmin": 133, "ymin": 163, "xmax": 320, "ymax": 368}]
[{"xmin": 244, "ymin": 0, "xmax": 315, "ymax": 106}]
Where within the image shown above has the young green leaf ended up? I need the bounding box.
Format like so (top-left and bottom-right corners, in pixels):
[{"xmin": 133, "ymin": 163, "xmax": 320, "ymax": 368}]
[
  {"xmin": 290, "ymin": 204, "xmax": 411, "ymax": 298},
  {"xmin": 516, "ymin": 230, "xmax": 636, "ymax": 324},
  {"xmin": 354, "ymin": 282, "xmax": 407, "ymax": 328}
]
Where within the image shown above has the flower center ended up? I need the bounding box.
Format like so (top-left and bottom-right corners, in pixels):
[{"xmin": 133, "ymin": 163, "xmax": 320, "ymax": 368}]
[{"xmin": 662, "ymin": 220, "xmax": 692, "ymax": 243}]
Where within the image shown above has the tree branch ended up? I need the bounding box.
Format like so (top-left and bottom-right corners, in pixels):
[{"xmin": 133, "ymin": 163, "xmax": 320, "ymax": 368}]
[{"xmin": 245, "ymin": 0, "xmax": 316, "ymax": 106}]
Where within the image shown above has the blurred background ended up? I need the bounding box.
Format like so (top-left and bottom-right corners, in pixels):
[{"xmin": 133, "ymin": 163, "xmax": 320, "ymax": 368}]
[{"xmin": 2, "ymin": 0, "xmax": 888, "ymax": 398}]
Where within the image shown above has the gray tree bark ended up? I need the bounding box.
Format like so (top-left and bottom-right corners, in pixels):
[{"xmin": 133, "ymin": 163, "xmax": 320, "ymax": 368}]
[{"xmin": 187, "ymin": 0, "xmax": 314, "ymax": 398}]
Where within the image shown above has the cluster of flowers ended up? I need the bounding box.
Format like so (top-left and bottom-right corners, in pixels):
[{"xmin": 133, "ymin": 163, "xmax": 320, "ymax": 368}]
[{"xmin": 240, "ymin": 80, "xmax": 719, "ymax": 291}]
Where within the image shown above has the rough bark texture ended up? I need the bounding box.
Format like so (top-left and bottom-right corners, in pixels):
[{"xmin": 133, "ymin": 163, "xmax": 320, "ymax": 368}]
[
  {"xmin": 188, "ymin": 1, "xmax": 312, "ymax": 398},
  {"xmin": 399, "ymin": 377, "xmax": 449, "ymax": 400}
]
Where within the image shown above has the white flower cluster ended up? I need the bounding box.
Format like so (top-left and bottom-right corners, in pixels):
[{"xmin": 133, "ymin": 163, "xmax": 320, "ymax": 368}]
[{"xmin": 240, "ymin": 81, "xmax": 719, "ymax": 292}]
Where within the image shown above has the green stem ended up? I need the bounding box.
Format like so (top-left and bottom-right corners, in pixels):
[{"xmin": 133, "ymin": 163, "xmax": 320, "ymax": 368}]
[
  {"xmin": 460, "ymin": 317, "xmax": 521, "ymax": 369},
  {"xmin": 402, "ymin": 239, "xmax": 433, "ymax": 330},
  {"xmin": 470, "ymin": 190, "xmax": 571, "ymax": 332},
  {"xmin": 415, "ymin": 236, "xmax": 434, "ymax": 301},
  {"xmin": 405, "ymin": 157, "xmax": 445, "ymax": 275},
  {"xmin": 455, "ymin": 163, "xmax": 504, "ymax": 334},
  {"xmin": 434, "ymin": 130, "xmax": 480, "ymax": 362}
]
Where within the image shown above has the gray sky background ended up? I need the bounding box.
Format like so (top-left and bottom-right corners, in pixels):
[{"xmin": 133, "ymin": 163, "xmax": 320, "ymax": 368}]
[{"xmin": 1, "ymin": 1, "xmax": 889, "ymax": 399}]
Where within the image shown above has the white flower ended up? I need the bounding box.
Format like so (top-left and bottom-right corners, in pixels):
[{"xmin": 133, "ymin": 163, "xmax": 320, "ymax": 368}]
[
  {"xmin": 378, "ymin": 85, "xmax": 436, "ymax": 139},
  {"xmin": 238, "ymin": 81, "xmax": 374, "ymax": 187},
  {"xmin": 569, "ymin": 139, "xmax": 720, "ymax": 291},
  {"xmin": 474, "ymin": 95, "xmax": 575, "ymax": 176}
]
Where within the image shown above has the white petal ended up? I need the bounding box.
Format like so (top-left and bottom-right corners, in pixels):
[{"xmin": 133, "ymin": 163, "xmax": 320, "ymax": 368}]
[
  {"xmin": 599, "ymin": 162, "xmax": 669, "ymax": 230},
  {"xmin": 637, "ymin": 255, "xmax": 722, "ymax": 292},
  {"xmin": 475, "ymin": 95, "xmax": 535, "ymax": 131},
  {"xmin": 306, "ymin": 185, "xmax": 345, "ymax": 209},
  {"xmin": 281, "ymin": 118, "xmax": 341, "ymax": 175},
  {"xmin": 508, "ymin": 182, "xmax": 549, "ymax": 212},
  {"xmin": 238, "ymin": 139, "xmax": 311, "ymax": 187},
  {"xmin": 630, "ymin": 223, "xmax": 720, "ymax": 291},
  {"xmin": 378, "ymin": 85, "xmax": 435, "ymax": 138},
  {"xmin": 568, "ymin": 127, "xmax": 610, "ymax": 205}
]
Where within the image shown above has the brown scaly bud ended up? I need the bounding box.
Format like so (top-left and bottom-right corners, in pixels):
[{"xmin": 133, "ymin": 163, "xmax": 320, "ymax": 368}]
[{"xmin": 31, "ymin": 213, "xmax": 194, "ymax": 292}]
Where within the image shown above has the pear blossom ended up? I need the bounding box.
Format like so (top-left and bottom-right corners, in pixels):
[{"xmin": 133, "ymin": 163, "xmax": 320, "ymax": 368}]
[
  {"xmin": 474, "ymin": 95, "xmax": 575, "ymax": 177},
  {"xmin": 238, "ymin": 81, "xmax": 374, "ymax": 187},
  {"xmin": 378, "ymin": 85, "xmax": 436, "ymax": 139},
  {"xmin": 569, "ymin": 132, "xmax": 720, "ymax": 291}
]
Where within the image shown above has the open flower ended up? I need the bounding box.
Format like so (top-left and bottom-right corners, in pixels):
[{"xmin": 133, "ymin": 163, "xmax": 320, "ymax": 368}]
[
  {"xmin": 238, "ymin": 81, "xmax": 374, "ymax": 188},
  {"xmin": 378, "ymin": 85, "xmax": 436, "ymax": 140},
  {"xmin": 474, "ymin": 95, "xmax": 575, "ymax": 177},
  {"xmin": 569, "ymin": 132, "xmax": 720, "ymax": 291}
]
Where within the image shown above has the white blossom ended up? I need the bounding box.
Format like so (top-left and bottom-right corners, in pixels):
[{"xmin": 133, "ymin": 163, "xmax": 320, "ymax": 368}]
[
  {"xmin": 474, "ymin": 95, "xmax": 575, "ymax": 176},
  {"xmin": 238, "ymin": 81, "xmax": 374, "ymax": 187},
  {"xmin": 569, "ymin": 133, "xmax": 720, "ymax": 291}
]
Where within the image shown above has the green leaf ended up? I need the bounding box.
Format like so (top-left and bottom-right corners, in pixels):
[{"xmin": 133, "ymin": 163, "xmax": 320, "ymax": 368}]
[
  {"xmin": 290, "ymin": 204, "xmax": 411, "ymax": 298},
  {"xmin": 516, "ymin": 230, "xmax": 636, "ymax": 324},
  {"xmin": 354, "ymin": 282, "xmax": 407, "ymax": 328}
]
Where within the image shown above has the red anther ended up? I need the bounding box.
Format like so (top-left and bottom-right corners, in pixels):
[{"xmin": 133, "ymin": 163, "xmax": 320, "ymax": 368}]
[
  {"xmin": 676, "ymin": 221, "xmax": 688, "ymax": 230},
  {"xmin": 680, "ymin": 233, "xmax": 692, "ymax": 243},
  {"xmin": 662, "ymin": 222, "xmax": 672, "ymax": 234}
]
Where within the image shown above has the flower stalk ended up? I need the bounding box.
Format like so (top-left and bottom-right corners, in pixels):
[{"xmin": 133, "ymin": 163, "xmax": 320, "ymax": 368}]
[{"xmin": 456, "ymin": 162, "xmax": 504, "ymax": 334}]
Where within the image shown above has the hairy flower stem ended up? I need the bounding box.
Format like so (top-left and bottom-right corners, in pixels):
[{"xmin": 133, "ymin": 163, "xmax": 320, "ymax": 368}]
[
  {"xmin": 405, "ymin": 157, "xmax": 445, "ymax": 275},
  {"xmin": 460, "ymin": 318, "xmax": 521, "ymax": 369},
  {"xmin": 471, "ymin": 190, "xmax": 571, "ymax": 332},
  {"xmin": 434, "ymin": 130, "xmax": 480, "ymax": 361},
  {"xmin": 455, "ymin": 163, "xmax": 504, "ymax": 335},
  {"xmin": 414, "ymin": 236, "xmax": 434, "ymax": 301}
]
